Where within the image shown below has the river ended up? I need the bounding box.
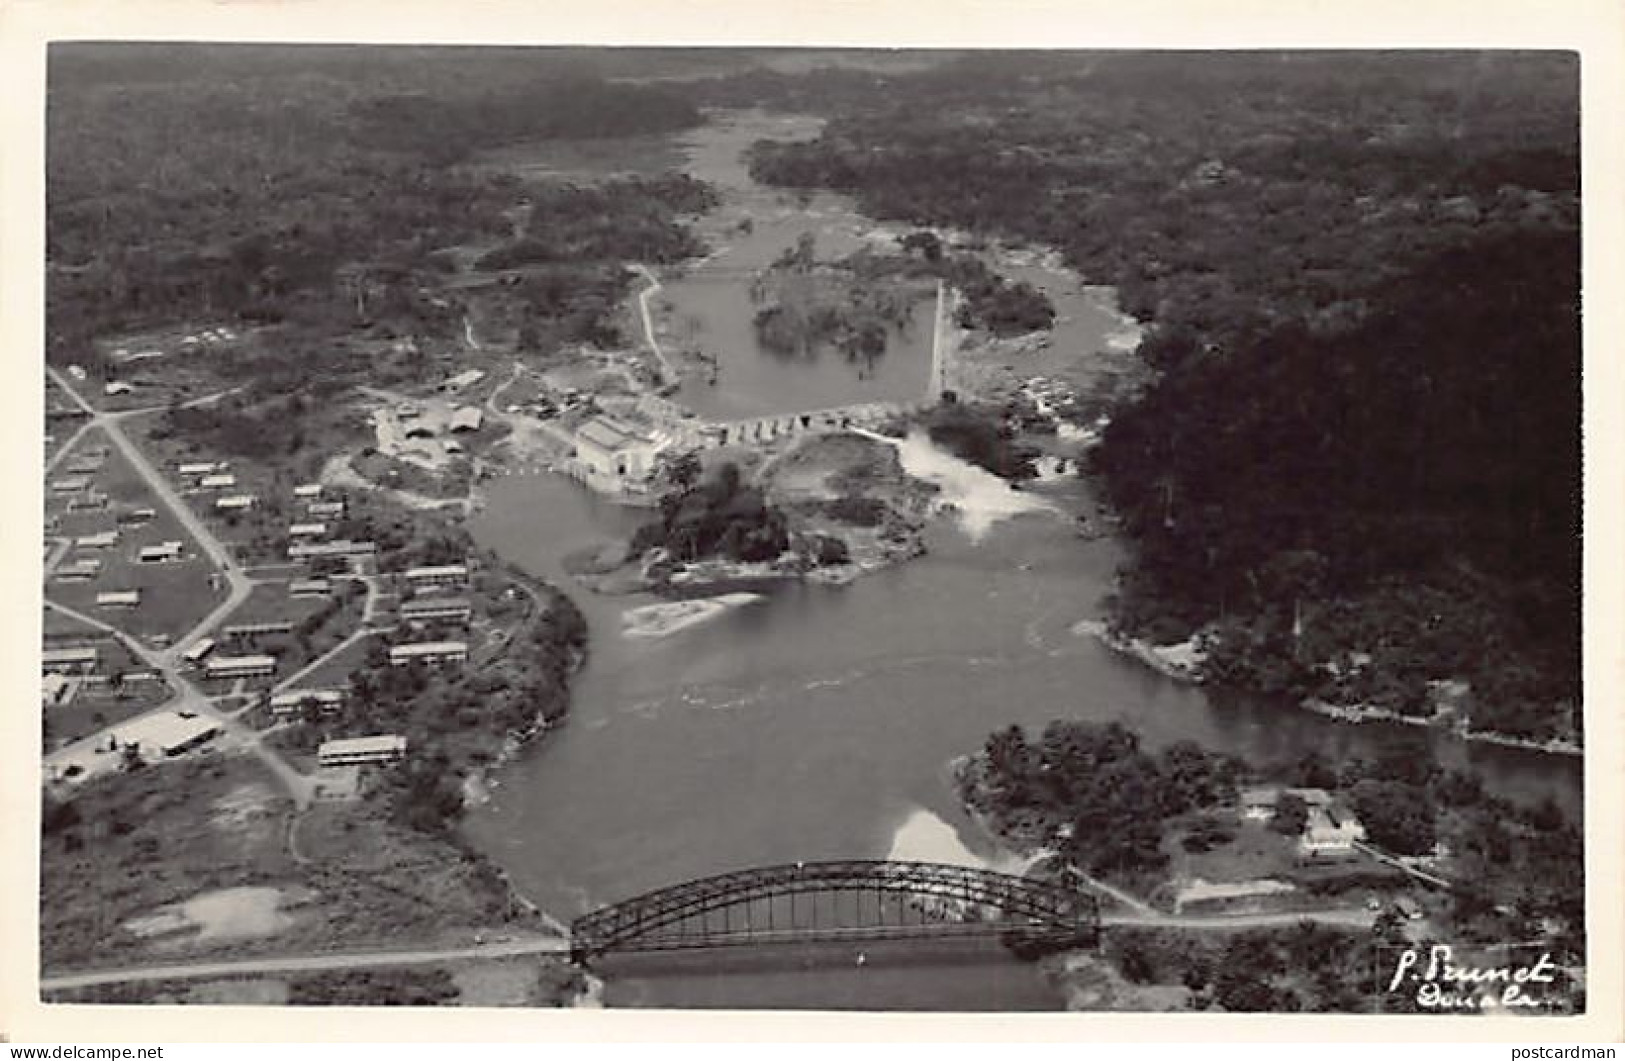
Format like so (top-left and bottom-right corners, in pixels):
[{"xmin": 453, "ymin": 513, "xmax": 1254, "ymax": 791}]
[{"xmin": 461, "ymin": 112, "xmax": 1582, "ymax": 1010}]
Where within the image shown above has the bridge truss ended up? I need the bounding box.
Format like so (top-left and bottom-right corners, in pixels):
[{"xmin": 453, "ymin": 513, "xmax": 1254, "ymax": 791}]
[{"xmin": 569, "ymin": 860, "xmax": 1100, "ymax": 962}]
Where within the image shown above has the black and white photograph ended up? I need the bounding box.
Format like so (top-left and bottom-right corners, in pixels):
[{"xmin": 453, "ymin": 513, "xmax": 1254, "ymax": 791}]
[{"xmin": 7, "ymin": 0, "xmax": 1622, "ymax": 1040}]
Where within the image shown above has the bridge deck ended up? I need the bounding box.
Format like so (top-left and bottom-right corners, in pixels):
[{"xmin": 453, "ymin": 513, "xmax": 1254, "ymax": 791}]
[{"xmin": 570, "ymin": 860, "xmax": 1099, "ymax": 960}]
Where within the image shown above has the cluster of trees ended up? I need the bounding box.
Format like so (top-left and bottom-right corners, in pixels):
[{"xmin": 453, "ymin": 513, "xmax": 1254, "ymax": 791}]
[
  {"xmin": 287, "ymin": 968, "xmax": 460, "ymax": 1006},
  {"xmin": 959, "ymin": 720, "xmax": 1241, "ymax": 882},
  {"xmin": 477, "ymin": 175, "xmax": 715, "ymax": 270},
  {"xmin": 840, "ymin": 236, "xmax": 1055, "ymax": 338},
  {"xmin": 731, "ymin": 52, "xmax": 1580, "ymax": 743},
  {"xmin": 630, "ymin": 462, "xmax": 790, "ymax": 565},
  {"xmin": 1096, "ymin": 232, "xmax": 1580, "ymax": 741},
  {"xmin": 745, "ymin": 233, "xmax": 918, "ymax": 365},
  {"xmin": 922, "ymin": 396, "xmax": 1040, "ymax": 480}
]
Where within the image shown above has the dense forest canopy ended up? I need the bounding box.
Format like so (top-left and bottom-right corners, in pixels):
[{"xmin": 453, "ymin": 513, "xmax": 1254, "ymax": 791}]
[{"xmin": 46, "ymin": 45, "xmax": 706, "ymax": 362}]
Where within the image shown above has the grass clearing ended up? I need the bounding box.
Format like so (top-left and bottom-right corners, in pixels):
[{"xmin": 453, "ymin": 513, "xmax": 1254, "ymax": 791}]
[{"xmin": 41, "ymin": 752, "xmax": 543, "ymax": 973}]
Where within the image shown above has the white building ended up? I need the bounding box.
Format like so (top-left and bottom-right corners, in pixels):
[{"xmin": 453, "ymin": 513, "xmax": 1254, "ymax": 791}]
[
  {"xmin": 199, "ymin": 473, "xmax": 238, "ymax": 490},
  {"xmin": 293, "ymin": 483, "xmax": 323, "ymax": 499},
  {"xmin": 441, "ymin": 368, "xmax": 486, "ymax": 393},
  {"xmin": 400, "ymin": 596, "xmax": 473, "ymax": 624},
  {"xmin": 96, "ymin": 589, "xmax": 142, "ymax": 609},
  {"xmin": 114, "ymin": 711, "xmax": 222, "ymax": 762},
  {"xmin": 76, "ymin": 530, "xmax": 120, "ymax": 550},
  {"xmin": 269, "ymin": 688, "xmax": 346, "ymax": 719},
  {"xmin": 42, "ymin": 672, "xmax": 79, "ymax": 707},
  {"xmin": 289, "ymin": 539, "xmax": 375, "ymax": 561},
  {"xmin": 318, "ymin": 735, "xmax": 407, "ymax": 768},
  {"xmin": 55, "ymin": 559, "xmax": 103, "ymax": 582},
  {"xmin": 403, "ymin": 564, "xmax": 468, "ymax": 589},
  {"xmin": 573, "ymin": 416, "xmax": 659, "ymax": 483},
  {"xmin": 389, "ymin": 640, "xmax": 468, "ymax": 667},
  {"xmin": 215, "ymin": 494, "xmax": 256, "ymax": 512},
  {"xmin": 181, "ymin": 637, "xmax": 216, "ymax": 666},
  {"xmin": 1299, "ymin": 805, "xmax": 1366, "ymax": 860},
  {"xmin": 138, "ymin": 541, "xmax": 185, "ymax": 564},
  {"xmin": 288, "ymin": 522, "xmax": 328, "ymax": 539},
  {"xmin": 204, "ymin": 654, "xmax": 277, "ymax": 680}
]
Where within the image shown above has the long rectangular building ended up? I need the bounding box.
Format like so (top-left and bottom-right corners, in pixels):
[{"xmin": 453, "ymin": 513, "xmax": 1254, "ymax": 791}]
[
  {"xmin": 288, "ymin": 539, "xmax": 376, "ymax": 560},
  {"xmin": 318, "ymin": 735, "xmax": 407, "ymax": 768},
  {"xmin": 388, "ymin": 640, "xmax": 468, "ymax": 667},
  {"xmin": 222, "ymin": 620, "xmax": 296, "ymax": 640},
  {"xmin": 204, "ymin": 654, "xmax": 277, "ymax": 680},
  {"xmin": 403, "ymin": 564, "xmax": 469, "ymax": 587},
  {"xmin": 400, "ymin": 596, "xmax": 473, "ymax": 624},
  {"xmin": 42, "ymin": 646, "xmax": 99, "ymax": 673},
  {"xmin": 269, "ymin": 688, "xmax": 346, "ymax": 719}
]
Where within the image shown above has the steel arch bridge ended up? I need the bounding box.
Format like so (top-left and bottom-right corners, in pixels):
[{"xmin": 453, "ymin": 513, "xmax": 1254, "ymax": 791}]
[{"xmin": 569, "ymin": 860, "xmax": 1100, "ymax": 962}]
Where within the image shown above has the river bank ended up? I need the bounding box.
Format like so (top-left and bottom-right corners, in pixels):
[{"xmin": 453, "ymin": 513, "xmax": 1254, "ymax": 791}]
[{"xmin": 1070, "ymin": 617, "xmax": 1583, "ymax": 758}]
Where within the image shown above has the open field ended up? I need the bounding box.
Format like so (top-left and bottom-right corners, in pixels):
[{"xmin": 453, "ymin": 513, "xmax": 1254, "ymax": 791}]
[{"xmin": 41, "ymin": 753, "xmax": 547, "ymax": 973}]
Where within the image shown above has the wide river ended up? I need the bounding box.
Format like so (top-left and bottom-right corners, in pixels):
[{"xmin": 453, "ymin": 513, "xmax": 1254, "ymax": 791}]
[{"xmin": 463, "ymin": 112, "xmax": 1583, "ymax": 1010}]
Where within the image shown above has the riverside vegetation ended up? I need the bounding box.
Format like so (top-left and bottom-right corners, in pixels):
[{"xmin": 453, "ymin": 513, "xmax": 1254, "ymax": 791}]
[{"xmin": 735, "ymin": 51, "xmax": 1580, "ymax": 747}]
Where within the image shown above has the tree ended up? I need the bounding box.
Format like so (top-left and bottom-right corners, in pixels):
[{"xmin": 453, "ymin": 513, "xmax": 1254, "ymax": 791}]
[
  {"xmin": 662, "ymin": 451, "xmax": 702, "ymax": 491},
  {"xmin": 1271, "ymin": 792, "xmax": 1310, "ymax": 836},
  {"xmin": 1350, "ymin": 780, "xmax": 1436, "ymax": 855}
]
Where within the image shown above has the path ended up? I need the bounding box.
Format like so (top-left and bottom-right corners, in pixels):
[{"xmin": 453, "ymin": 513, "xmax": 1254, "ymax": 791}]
[
  {"xmin": 270, "ymin": 576, "xmax": 382, "ymax": 693},
  {"xmin": 41, "ymin": 936, "xmax": 572, "ymax": 993},
  {"xmin": 632, "ymin": 263, "xmax": 677, "ymax": 385},
  {"xmin": 927, "ymin": 278, "xmax": 950, "ymax": 401},
  {"xmin": 39, "ymin": 903, "xmax": 1374, "ymax": 994},
  {"xmin": 1102, "ymin": 907, "xmax": 1377, "ymax": 931}
]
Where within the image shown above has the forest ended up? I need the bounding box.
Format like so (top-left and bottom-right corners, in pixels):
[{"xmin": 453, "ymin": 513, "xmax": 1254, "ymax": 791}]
[
  {"xmin": 46, "ymin": 45, "xmax": 706, "ymax": 370},
  {"xmin": 732, "ymin": 52, "xmax": 1581, "ymax": 743}
]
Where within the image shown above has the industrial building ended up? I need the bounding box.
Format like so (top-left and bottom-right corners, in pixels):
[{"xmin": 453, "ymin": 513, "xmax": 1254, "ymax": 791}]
[{"xmin": 114, "ymin": 711, "xmax": 222, "ymax": 762}]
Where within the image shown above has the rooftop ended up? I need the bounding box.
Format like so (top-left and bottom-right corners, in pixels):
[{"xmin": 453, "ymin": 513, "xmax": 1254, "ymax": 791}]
[
  {"xmin": 389, "ymin": 640, "xmax": 468, "ymax": 656},
  {"xmin": 319, "ymin": 734, "xmax": 407, "ymax": 757}
]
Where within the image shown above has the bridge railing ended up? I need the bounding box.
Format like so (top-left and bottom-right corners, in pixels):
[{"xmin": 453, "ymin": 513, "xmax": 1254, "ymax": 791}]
[{"xmin": 569, "ymin": 859, "xmax": 1100, "ymax": 960}]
